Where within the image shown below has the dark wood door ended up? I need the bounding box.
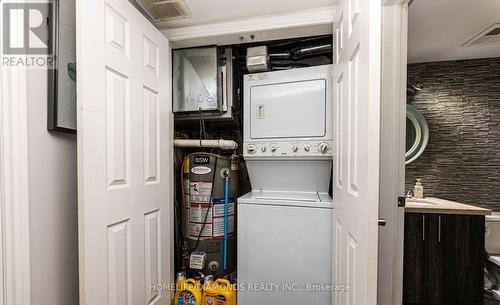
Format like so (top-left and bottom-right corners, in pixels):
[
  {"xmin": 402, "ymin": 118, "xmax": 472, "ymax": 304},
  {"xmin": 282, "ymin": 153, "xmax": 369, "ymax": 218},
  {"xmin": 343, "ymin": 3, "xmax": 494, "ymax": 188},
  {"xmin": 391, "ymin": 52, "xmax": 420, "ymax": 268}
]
[
  {"xmin": 438, "ymin": 214, "xmax": 484, "ymax": 305},
  {"xmin": 404, "ymin": 213, "xmax": 436, "ymax": 305},
  {"xmin": 404, "ymin": 213, "xmax": 485, "ymax": 305}
]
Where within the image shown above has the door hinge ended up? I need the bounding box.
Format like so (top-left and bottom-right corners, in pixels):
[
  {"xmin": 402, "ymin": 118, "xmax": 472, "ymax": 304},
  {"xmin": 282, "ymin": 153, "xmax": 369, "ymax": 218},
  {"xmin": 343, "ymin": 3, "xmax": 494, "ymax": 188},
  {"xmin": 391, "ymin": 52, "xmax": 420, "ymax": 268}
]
[{"xmin": 398, "ymin": 196, "xmax": 406, "ymax": 208}]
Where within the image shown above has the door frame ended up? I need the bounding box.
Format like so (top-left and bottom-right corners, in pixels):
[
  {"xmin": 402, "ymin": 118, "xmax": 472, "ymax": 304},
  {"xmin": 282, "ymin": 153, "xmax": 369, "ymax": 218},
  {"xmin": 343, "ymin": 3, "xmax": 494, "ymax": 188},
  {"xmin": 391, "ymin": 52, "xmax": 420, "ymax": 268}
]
[
  {"xmin": 0, "ymin": 50, "xmax": 32, "ymax": 305},
  {"xmin": 0, "ymin": 2, "xmax": 32, "ymax": 305},
  {"xmin": 379, "ymin": 1, "xmax": 409, "ymax": 304}
]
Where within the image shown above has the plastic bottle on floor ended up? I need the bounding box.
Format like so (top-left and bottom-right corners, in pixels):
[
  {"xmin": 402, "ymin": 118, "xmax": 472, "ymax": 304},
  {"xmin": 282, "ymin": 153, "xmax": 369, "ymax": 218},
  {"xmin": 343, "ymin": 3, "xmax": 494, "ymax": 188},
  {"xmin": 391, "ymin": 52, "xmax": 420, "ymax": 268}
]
[
  {"xmin": 202, "ymin": 277, "xmax": 236, "ymax": 305},
  {"xmin": 174, "ymin": 273, "xmax": 202, "ymax": 305}
]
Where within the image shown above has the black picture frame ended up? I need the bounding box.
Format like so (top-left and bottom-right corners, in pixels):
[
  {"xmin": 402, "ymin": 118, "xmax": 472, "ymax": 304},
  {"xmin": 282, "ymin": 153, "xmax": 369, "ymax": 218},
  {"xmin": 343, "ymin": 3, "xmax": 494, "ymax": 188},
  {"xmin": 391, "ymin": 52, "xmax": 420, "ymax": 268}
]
[{"xmin": 48, "ymin": 0, "xmax": 77, "ymax": 133}]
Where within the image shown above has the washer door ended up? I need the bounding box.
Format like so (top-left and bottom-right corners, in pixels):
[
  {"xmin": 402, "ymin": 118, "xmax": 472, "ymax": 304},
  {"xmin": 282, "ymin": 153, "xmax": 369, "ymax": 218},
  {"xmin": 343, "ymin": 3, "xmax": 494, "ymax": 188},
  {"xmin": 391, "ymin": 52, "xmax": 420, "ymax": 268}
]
[{"xmin": 237, "ymin": 203, "xmax": 333, "ymax": 305}]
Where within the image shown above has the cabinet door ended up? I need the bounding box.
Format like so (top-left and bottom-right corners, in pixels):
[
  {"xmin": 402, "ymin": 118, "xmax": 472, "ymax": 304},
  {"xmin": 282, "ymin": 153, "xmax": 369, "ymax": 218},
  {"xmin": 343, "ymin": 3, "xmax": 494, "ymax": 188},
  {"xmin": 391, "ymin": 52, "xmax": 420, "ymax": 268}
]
[
  {"xmin": 427, "ymin": 215, "xmax": 443, "ymax": 305},
  {"xmin": 404, "ymin": 214, "xmax": 485, "ymax": 305},
  {"xmin": 438, "ymin": 215, "xmax": 484, "ymax": 305},
  {"xmin": 404, "ymin": 213, "xmax": 434, "ymax": 304}
]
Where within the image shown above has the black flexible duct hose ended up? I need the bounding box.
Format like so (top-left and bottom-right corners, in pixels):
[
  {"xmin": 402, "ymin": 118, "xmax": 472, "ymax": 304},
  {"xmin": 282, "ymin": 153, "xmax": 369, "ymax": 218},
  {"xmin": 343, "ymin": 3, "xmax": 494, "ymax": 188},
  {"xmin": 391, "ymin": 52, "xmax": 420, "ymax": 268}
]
[{"xmin": 269, "ymin": 43, "xmax": 333, "ymax": 60}]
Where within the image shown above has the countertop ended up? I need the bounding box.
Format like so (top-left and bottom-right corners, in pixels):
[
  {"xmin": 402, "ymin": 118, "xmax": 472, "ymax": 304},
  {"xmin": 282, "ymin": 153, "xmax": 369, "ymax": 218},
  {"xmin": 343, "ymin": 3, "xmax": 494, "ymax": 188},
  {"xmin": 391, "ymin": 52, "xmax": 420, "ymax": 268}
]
[{"xmin": 405, "ymin": 197, "xmax": 491, "ymax": 216}]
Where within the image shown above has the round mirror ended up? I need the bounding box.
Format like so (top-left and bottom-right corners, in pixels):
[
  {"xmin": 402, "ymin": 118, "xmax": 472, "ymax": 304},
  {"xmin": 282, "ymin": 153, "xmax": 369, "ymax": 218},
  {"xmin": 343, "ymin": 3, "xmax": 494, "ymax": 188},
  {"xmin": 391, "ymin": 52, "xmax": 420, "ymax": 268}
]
[{"xmin": 406, "ymin": 105, "xmax": 429, "ymax": 165}]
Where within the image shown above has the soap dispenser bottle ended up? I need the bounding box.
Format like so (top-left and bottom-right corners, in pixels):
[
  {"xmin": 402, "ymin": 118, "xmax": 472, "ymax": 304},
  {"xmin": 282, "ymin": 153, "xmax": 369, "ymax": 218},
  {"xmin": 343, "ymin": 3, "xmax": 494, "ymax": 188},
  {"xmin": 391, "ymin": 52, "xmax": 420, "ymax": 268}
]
[{"xmin": 413, "ymin": 179, "xmax": 424, "ymax": 199}]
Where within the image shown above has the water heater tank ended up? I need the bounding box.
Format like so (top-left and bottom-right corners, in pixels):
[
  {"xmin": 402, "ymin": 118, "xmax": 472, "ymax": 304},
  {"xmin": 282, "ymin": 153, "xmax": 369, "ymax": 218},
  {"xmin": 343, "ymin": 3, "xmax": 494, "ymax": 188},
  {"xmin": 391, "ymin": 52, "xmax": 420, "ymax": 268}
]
[{"xmin": 182, "ymin": 153, "xmax": 238, "ymax": 277}]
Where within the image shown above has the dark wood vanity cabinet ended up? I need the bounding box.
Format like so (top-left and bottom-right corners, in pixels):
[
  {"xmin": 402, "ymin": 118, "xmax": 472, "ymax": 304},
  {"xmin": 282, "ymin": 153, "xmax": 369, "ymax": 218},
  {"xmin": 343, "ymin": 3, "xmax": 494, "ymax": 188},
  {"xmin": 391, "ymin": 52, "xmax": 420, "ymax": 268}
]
[{"xmin": 403, "ymin": 213, "xmax": 485, "ymax": 305}]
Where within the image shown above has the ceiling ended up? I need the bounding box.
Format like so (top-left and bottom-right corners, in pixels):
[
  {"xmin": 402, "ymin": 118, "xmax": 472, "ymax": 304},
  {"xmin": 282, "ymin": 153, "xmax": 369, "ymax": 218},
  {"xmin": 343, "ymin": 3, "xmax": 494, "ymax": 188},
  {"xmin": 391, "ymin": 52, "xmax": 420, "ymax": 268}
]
[
  {"xmin": 160, "ymin": 0, "xmax": 336, "ymax": 28},
  {"xmin": 408, "ymin": 0, "xmax": 500, "ymax": 63}
]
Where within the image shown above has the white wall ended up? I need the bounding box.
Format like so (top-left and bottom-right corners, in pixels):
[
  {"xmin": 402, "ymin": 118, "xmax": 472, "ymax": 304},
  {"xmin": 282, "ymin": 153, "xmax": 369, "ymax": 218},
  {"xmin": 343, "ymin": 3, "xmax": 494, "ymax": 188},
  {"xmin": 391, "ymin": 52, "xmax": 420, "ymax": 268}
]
[{"xmin": 26, "ymin": 69, "xmax": 79, "ymax": 305}]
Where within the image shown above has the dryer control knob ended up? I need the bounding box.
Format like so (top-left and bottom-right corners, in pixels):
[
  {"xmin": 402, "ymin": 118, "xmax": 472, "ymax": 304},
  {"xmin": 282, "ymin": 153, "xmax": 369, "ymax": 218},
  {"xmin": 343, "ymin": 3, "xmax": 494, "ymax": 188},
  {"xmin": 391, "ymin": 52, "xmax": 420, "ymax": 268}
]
[
  {"xmin": 261, "ymin": 146, "xmax": 267, "ymax": 153},
  {"xmin": 292, "ymin": 145, "xmax": 299, "ymax": 153},
  {"xmin": 318, "ymin": 142, "xmax": 329, "ymax": 154},
  {"xmin": 247, "ymin": 144, "xmax": 256, "ymax": 153},
  {"xmin": 304, "ymin": 145, "xmax": 310, "ymax": 152},
  {"xmin": 271, "ymin": 145, "xmax": 277, "ymax": 153}
]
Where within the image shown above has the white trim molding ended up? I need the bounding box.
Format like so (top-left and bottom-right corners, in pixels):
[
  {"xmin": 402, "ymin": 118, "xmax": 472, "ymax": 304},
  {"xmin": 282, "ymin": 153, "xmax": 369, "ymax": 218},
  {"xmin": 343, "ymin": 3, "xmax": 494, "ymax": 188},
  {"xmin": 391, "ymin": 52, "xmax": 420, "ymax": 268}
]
[
  {"xmin": 0, "ymin": 67, "xmax": 32, "ymax": 305},
  {"xmin": 0, "ymin": 133, "xmax": 4, "ymax": 305},
  {"xmin": 0, "ymin": 2, "xmax": 32, "ymax": 305},
  {"xmin": 162, "ymin": 6, "xmax": 335, "ymax": 48},
  {"xmin": 0, "ymin": 60, "xmax": 32, "ymax": 305}
]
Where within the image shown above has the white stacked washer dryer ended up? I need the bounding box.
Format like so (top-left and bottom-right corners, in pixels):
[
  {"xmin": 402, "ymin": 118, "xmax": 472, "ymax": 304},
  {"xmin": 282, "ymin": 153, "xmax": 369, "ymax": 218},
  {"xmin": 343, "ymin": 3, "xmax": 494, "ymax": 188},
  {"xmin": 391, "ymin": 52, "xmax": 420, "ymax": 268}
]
[{"xmin": 238, "ymin": 65, "xmax": 334, "ymax": 305}]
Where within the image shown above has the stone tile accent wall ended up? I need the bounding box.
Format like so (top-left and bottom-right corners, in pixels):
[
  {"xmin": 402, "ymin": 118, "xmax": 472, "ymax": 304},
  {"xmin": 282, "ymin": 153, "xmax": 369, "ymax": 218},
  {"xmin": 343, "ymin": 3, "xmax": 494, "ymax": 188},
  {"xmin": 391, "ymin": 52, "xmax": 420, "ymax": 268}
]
[{"xmin": 406, "ymin": 58, "xmax": 500, "ymax": 211}]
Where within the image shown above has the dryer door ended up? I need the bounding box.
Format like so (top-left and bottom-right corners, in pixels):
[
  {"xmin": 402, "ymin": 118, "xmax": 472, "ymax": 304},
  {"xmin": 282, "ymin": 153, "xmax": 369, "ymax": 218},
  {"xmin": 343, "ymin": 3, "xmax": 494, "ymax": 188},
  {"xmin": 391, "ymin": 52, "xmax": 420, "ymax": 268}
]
[{"xmin": 249, "ymin": 79, "xmax": 327, "ymax": 139}]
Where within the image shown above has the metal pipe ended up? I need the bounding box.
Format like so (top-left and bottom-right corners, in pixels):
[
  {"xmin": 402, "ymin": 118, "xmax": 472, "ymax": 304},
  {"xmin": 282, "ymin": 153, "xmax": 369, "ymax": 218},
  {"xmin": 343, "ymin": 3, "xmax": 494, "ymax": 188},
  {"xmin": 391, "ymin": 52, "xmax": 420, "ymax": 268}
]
[
  {"xmin": 268, "ymin": 52, "xmax": 290, "ymax": 60},
  {"xmin": 173, "ymin": 139, "xmax": 238, "ymax": 150}
]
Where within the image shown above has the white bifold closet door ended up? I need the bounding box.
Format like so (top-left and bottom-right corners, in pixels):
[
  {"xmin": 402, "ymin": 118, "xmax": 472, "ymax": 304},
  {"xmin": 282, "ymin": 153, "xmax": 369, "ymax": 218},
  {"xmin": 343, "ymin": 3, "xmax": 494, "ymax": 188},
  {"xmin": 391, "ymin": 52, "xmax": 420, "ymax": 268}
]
[
  {"xmin": 332, "ymin": 0, "xmax": 383, "ymax": 304},
  {"xmin": 76, "ymin": 0, "xmax": 172, "ymax": 304}
]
